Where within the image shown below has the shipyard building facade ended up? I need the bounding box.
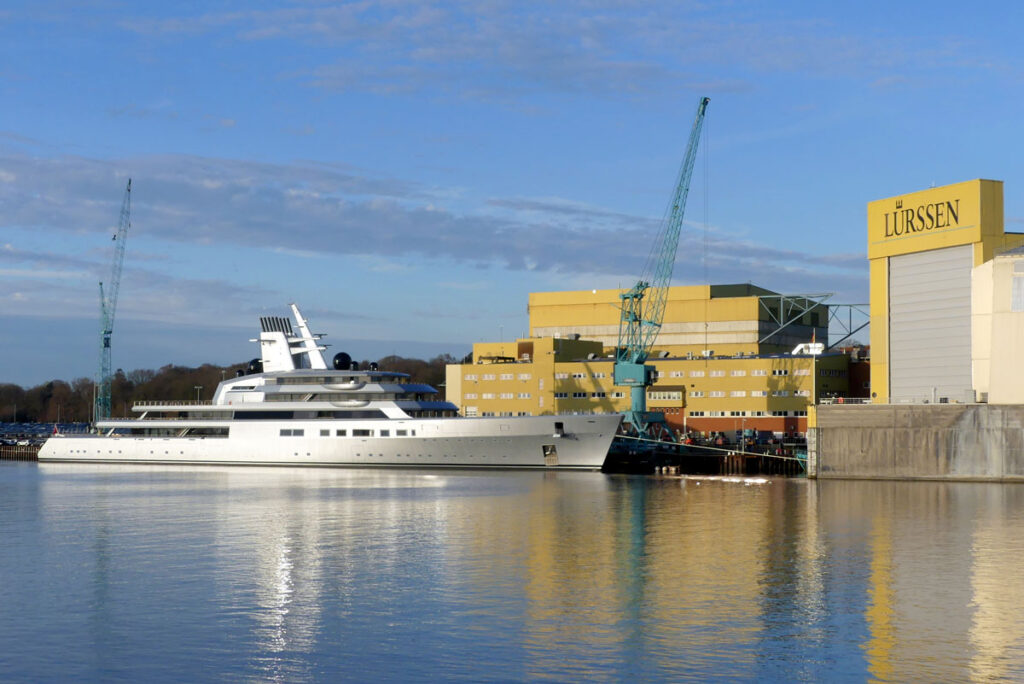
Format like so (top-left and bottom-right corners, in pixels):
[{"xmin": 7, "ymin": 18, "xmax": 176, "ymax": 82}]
[
  {"xmin": 445, "ymin": 285, "xmax": 862, "ymax": 438},
  {"xmin": 868, "ymin": 179, "xmax": 1024, "ymax": 404}
]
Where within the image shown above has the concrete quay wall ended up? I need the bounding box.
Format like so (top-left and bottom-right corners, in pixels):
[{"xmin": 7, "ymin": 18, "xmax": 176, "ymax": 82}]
[{"xmin": 810, "ymin": 404, "xmax": 1024, "ymax": 481}]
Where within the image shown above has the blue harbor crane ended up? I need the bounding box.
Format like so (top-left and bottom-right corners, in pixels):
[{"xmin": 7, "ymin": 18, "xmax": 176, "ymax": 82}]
[
  {"xmin": 614, "ymin": 97, "xmax": 709, "ymax": 440},
  {"xmin": 94, "ymin": 179, "xmax": 132, "ymax": 422}
]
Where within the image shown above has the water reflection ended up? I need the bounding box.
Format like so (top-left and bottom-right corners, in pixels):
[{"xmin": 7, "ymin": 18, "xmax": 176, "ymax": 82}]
[{"xmin": 3, "ymin": 464, "xmax": 1022, "ymax": 681}]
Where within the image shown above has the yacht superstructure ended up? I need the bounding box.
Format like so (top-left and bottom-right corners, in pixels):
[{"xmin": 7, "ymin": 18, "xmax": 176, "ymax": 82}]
[{"xmin": 39, "ymin": 305, "xmax": 620, "ymax": 469}]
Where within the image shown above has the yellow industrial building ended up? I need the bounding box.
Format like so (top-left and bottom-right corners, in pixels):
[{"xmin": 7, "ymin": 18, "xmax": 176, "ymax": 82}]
[
  {"xmin": 447, "ymin": 177, "xmax": 1024, "ymax": 439},
  {"xmin": 867, "ymin": 179, "xmax": 1024, "ymax": 404},
  {"xmin": 446, "ymin": 285, "xmax": 859, "ymax": 438}
]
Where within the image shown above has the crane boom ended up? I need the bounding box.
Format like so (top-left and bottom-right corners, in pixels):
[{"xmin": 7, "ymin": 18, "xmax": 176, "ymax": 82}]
[
  {"xmin": 94, "ymin": 178, "xmax": 132, "ymax": 422},
  {"xmin": 614, "ymin": 97, "xmax": 709, "ymax": 437}
]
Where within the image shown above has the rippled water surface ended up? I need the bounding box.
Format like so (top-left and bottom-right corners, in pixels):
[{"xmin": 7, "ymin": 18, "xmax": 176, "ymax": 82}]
[{"xmin": 2, "ymin": 463, "xmax": 1024, "ymax": 682}]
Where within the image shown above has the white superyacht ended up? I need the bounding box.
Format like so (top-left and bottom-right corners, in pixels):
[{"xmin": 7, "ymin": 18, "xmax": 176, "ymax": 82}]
[{"xmin": 39, "ymin": 305, "xmax": 620, "ymax": 469}]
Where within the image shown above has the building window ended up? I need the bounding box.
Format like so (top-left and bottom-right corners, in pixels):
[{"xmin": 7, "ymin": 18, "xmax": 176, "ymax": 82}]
[
  {"xmin": 517, "ymin": 393, "xmax": 531, "ymax": 399},
  {"xmin": 730, "ymin": 390, "xmax": 746, "ymax": 397},
  {"xmin": 710, "ymin": 391, "xmax": 725, "ymax": 398},
  {"xmin": 690, "ymin": 370, "xmax": 705, "ymax": 378},
  {"xmin": 796, "ymin": 390, "xmax": 811, "ymax": 397},
  {"xmin": 730, "ymin": 370, "xmax": 746, "ymax": 377},
  {"xmin": 794, "ymin": 410, "xmax": 808, "ymax": 417},
  {"xmin": 500, "ymin": 393, "xmax": 514, "ymax": 399},
  {"xmin": 592, "ymin": 392, "xmax": 606, "ymax": 398},
  {"xmin": 572, "ymin": 392, "xmax": 587, "ymax": 398},
  {"xmin": 555, "ymin": 372, "xmax": 569, "ymax": 379},
  {"xmin": 482, "ymin": 393, "xmax": 495, "ymax": 399},
  {"xmin": 648, "ymin": 391, "xmax": 682, "ymax": 401},
  {"xmin": 771, "ymin": 410, "xmax": 788, "ymax": 417},
  {"xmin": 464, "ymin": 393, "xmax": 478, "ymax": 399},
  {"xmin": 689, "ymin": 411, "xmax": 705, "ymax": 417},
  {"xmin": 572, "ymin": 372, "xmax": 586, "ymax": 379},
  {"xmin": 518, "ymin": 373, "xmax": 532, "ymax": 380},
  {"xmin": 772, "ymin": 390, "xmax": 790, "ymax": 397},
  {"xmin": 465, "ymin": 407, "xmax": 478, "ymax": 417},
  {"xmin": 752, "ymin": 369, "xmax": 767, "ymax": 376},
  {"xmin": 554, "ymin": 392, "xmax": 568, "ymax": 398},
  {"xmin": 795, "ymin": 369, "xmax": 811, "ymax": 376},
  {"xmin": 482, "ymin": 374, "xmax": 496, "ymax": 381},
  {"xmin": 710, "ymin": 370, "xmax": 725, "ymax": 377},
  {"xmin": 465, "ymin": 374, "xmax": 477, "ymax": 381},
  {"xmin": 690, "ymin": 391, "xmax": 705, "ymax": 398},
  {"xmin": 670, "ymin": 370, "xmax": 684, "ymax": 378},
  {"xmin": 1013, "ymin": 276, "xmax": 1024, "ymax": 312},
  {"xmin": 592, "ymin": 372, "xmax": 606, "ymax": 379},
  {"xmin": 751, "ymin": 390, "xmax": 767, "ymax": 397},
  {"xmin": 611, "ymin": 391, "xmax": 625, "ymax": 398},
  {"xmin": 772, "ymin": 369, "xmax": 789, "ymax": 376}
]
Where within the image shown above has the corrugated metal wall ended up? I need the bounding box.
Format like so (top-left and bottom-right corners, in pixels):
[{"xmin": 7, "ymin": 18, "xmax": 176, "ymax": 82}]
[{"xmin": 889, "ymin": 244, "xmax": 973, "ymax": 402}]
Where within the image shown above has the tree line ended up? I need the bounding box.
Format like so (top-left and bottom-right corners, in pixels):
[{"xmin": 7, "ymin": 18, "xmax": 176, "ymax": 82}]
[{"xmin": 0, "ymin": 353, "xmax": 462, "ymax": 423}]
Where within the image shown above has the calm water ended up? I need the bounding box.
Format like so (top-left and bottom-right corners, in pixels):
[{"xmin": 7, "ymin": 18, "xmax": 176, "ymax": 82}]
[{"xmin": 2, "ymin": 463, "xmax": 1024, "ymax": 682}]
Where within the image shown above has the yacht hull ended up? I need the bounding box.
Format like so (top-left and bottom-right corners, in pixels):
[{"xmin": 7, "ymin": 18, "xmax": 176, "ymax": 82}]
[{"xmin": 38, "ymin": 414, "xmax": 621, "ymax": 470}]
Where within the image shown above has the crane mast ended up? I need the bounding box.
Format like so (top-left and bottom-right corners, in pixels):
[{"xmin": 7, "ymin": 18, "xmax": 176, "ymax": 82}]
[
  {"xmin": 614, "ymin": 97, "xmax": 709, "ymax": 439},
  {"xmin": 94, "ymin": 178, "xmax": 132, "ymax": 422}
]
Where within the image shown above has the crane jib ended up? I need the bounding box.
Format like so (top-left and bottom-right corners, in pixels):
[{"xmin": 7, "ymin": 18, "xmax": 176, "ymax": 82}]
[
  {"xmin": 94, "ymin": 179, "xmax": 132, "ymax": 423},
  {"xmin": 614, "ymin": 97, "xmax": 709, "ymax": 432}
]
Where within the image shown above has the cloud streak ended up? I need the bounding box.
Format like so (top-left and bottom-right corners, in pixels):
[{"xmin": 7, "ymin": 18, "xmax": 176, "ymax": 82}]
[
  {"xmin": 0, "ymin": 151, "xmax": 865, "ymax": 300},
  {"xmin": 113, "ymin": 1, "xmax": 992, "ymax": 103}
]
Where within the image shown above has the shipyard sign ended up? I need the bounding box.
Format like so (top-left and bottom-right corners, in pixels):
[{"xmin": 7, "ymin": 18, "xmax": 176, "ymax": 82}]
[
  {"xmin": 883, "ymin": 198, "xmax": 960, "ymax": 237},
  {"xmin": 867, "ymin": 179, "xmax": 995, "ymax": 260}
]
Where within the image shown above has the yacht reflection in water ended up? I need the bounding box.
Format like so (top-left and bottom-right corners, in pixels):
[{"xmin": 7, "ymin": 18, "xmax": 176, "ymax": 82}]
[{"xmin": 33, "ymin": 464, "xmax": 1024, "ymax": 681}]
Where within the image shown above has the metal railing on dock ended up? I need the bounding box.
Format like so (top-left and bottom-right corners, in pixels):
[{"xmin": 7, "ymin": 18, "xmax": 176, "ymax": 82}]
[
  {"xmin": 608, "ymin": 434, "xmax": 806, "ymax": 476},
  {"xmin": 0, "ymin": 445, "xmax": 40, "ymax": 461}
]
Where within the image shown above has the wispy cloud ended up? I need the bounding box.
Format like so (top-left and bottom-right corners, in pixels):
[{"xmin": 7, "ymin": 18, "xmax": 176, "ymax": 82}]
[
  {"xmin": 0, "ymin": 151, "xmax": 865, "ymax": 297},
  {"xmin": 0, "ymin": 268, "xmax": 88, "ymax": 279},
  {"xmin": 113, "ymin": 2, "xmax": 992, "ymax": 103}
]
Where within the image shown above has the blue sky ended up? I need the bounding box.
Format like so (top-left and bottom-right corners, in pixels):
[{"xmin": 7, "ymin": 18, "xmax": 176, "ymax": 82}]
[{"xmin": 2, "ymin": 1, "xmax": 1023, "ymax": 387}]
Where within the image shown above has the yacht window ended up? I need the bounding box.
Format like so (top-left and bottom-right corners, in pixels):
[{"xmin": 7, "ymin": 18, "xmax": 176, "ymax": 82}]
[
  {"xmin": 293, "ymin": 429, "xmax": 304, "ymax": 436},
  {"xmin": 336, "ymin": 429, "xmax": 347, "ymax": 437},
  {"xmin": 235, "ymin": 411, "xmax": 295, "ymax": 420},
  {"xmin": 396, "ymin": 430, "xmax": 407, "ymax": 436},
  {"xmin": 320, "ymin": 429, "xmax": 329, "ymax": 436},
  {"xmin": 353, "ymin": 429, "xmax": 372, "ymax": 437},
  {"xmin": 380, "ymin": 430, "xmax": 390, "ymax": 437}
]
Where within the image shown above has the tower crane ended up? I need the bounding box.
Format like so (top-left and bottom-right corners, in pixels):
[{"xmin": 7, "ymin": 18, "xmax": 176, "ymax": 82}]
[
  {"xmin": 614, "ymin": 97, "xmax": 709, "ymax": 440},
  {"xmin": 94, "ymin": 179, "xmax": 132, "ymax": 422}
]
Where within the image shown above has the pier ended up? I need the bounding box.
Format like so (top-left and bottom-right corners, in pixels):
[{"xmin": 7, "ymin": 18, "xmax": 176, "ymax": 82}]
[
  {"xmin": 0, "ymin": 445, "xmax": 40, "ymax": 461},
  {"xmin": 605, "ymin": 434, "xmax": 807, "ymax": 476}
]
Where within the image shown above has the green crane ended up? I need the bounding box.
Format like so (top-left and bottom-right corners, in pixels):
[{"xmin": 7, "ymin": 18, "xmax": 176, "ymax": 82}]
[
  {"xmin": 94, "ymin": 179, "xmax": 132, "ymax": 422},
  {"xmin": 614, "ymin": 97, "xmax": 709, "ymax": 440}
]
